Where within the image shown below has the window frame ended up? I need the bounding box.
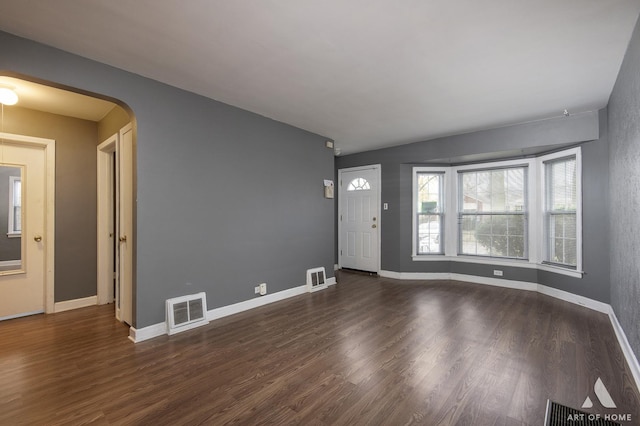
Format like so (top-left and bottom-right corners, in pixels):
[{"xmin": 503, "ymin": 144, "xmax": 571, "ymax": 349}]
[
  {"xmin": 411, "ymin": 148, "xmax": 583, "ymax": 279},
  {"xmin": 456, "ymin": 163, "xmax": 529, "ymax": 260},
  {"xmin": 538, "ymin": 147, "xmax": 582, "ymax": 273},
  {"xmin": 412, "ymin": 169, "xmax": 448, "ymax": 256}
]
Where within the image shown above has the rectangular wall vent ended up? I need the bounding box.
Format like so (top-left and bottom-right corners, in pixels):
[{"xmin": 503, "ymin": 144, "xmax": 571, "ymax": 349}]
[
  {"xmin": 307, "ymin": 267, "xmax": 327, "ymax": 293},
  {"xmin": 166, "ymin": 292, "xmax": 209, "ymax": 335}
]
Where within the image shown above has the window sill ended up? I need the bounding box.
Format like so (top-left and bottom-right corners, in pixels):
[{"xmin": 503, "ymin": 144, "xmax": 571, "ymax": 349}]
[
  {"xmin": 7, "ymin": 233, "xmax": 21, "ymax": 239},
  {"xmin": 537, "ymin": 263, "xmax": 583, "ymax": 279},
  {"xmin": 411, "ymin": 254, "xmax": 584, "ymax": 279}
]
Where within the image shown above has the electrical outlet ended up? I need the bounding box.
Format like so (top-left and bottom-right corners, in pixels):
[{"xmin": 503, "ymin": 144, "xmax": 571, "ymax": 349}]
[
  {"xmin": 259, "ymin": 283, "xmax": 267, "ymax": 295},
  {"xmin": 254, "ymin": 286, "xmax": 260, "ymax": 294},
  {"xmin": 493, "ymin": 270, "xmax": 503, "ymax": 277}
]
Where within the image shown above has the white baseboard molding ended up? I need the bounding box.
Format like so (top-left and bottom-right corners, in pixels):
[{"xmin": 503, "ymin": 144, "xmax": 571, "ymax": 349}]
[
  {"xmin": 379, "ymin": 271, "xmax": 451, "ymax": 281},
  {"xmin": 608, "ymin": 307, "xmax": 640, "ymax": 392},
  {"xmin": 380, "ymin": 270, "xmax": 609, "ymax": 312},
  {"xmin": 206, "ymin": 284, "xmax": 307, "ymax": 322},
  {"xmin": 129, "ymin": 277, "xmax": 336, "ymax": 343},
  {"xmin": 54, "ymin": 295, "xmax": 97, "ymax": 313},
  {"xmin": 0, "ymin": 310, "xmax": 44, "ymax": 321},
  {"xmin": 379, "ymin": 269, "xmax": 639, "ymax": 392},
  {"xmin": 535, "ymin": 282, "xmax": 609, "ymax": 314},
  {"xmin": 129, "ymin": 322, "xmax": 166, "ymax": 343}
]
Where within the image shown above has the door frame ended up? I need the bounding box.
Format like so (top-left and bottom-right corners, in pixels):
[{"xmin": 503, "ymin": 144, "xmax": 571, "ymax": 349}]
[
  {"xmin": 337, "ymin": 164, "xmax": 382, "ymax": 273},
  {"xmin": 96, "ymin": 124, "xmax": 133, "ymax": 325},
  {"xmin": 0, "ymin": 132, "xmax": 56, "ymax": 313}
]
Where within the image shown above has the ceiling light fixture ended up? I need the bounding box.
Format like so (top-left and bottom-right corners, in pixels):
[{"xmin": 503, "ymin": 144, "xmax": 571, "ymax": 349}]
[{"xmin": 0, "ymin": 88, "xmax": 18, "ymax": 106}]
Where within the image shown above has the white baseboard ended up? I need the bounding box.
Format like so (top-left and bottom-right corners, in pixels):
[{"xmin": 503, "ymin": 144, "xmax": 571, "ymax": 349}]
[
  {"xmin": 129, "ymin": 278, "xmax": 336, "ymax": 343},
  {"xmin": 54, "ymin": 295, "xmax": 97, "ymax": 313},
  {"xmin": 128, "ymin": 322, "xmax": 166, "ymax": 343},
  {"xmin": 608, "ymin": 307, "xmax": 640, "ymax": 392},
  {"xmin": 379, "ymin": 269, "xmax": 639, "ymax": 392},
  {"xmin": 451, "ymin": 273, "xmax": 538, "ymax": 292},
  {"xmin": 380, "ymin": 270, "xmax": 608, "ymax": 312},
  {"xmin": 206, "ymin": 284, "xmax": 307, "ymax": 322},
  {"xmin": 0, "ymin": 310, "xmax": 44, "ymax": 321},
  {"xmin": 536, "ymin": 282, "xmax": 609, "ymax": 314},
  {"xmin": 379, "ymin": 270, "xmax": 451, "ymax": 280}
]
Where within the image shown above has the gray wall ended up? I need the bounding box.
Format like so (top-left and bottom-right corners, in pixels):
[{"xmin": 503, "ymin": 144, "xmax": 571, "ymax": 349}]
[
  {"xmin": 336, "ymin": 109, "xmax": 611, "ymax": 302},
  {"xmin": 2, "ymin": 106, "xmax": 99, "ymax": 302},
  {"xmin": 0, "ymin": 31, "xmax": 335, "ymax": 328},
  {"xmin": 609, "ymin": 16, "xmax": 640, "ymax": 361},
  {"xmin": 0, "ymin": 167, "xmax": 21, "ymax": 261}
]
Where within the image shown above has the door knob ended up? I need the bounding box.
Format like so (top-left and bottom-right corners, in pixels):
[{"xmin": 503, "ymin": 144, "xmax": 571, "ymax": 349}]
[
  {"xmin": 371, "ymin": 224, "xmax": 377, "ymax": 229},
  {"xmin": 119, "ymin": 235, "xmax": 127, "ymax": 242},
  {"xmin": 34, "ymin": 235, "xmax": 42, "ymax": 242}
]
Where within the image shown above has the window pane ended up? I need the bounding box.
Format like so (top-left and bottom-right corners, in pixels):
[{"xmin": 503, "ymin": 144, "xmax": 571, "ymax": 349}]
[
  {"xmin": 417, "ymin": 173, "xmax": 442, "ymax": 213},
  {"xmin": 508, "ymin": 236, "xmax": 525, "ymax": 258},
  {"xmin": 418, "ymin": 214, "xmax": 441, "ymax": 254},
  {"xmin": 14, "ymin": 206, "xmax": 21, "ymax": 232},
  {"xmin": 548, "ymin": 213, "xmax": 576, "ymax": 265},
  {"xmin": 347, "ymin": 178, "xmax": 370, "ymax": 191},
  {"xmin": 464, "ymin": 214, "xmax": 525, "ymax": 258},
  {"xmin": 461, "ymin": 168, "xmax": 526, "ymax": 213},
  {"xmin": 547, "ymin": 158, "xmax": 576, "ymax": 211},
  {"xmin": 8, "ymin": 176, "xmax": 21, "ymax": 234},
  {"xmin": 13, "ymin": 180, "xmax": 21, "ymax": 206}
]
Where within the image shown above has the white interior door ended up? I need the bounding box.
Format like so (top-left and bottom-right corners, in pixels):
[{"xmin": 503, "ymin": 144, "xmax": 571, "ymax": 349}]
[
  {"xmin": 0, "ymin": 137, "xmax": 51, "ymax": 319},
  {"xmin": 97, "ymin": 124, "xmax": 133, "ymax": 326},
  {"xmin": 339, "ymin": 166, "xmax": 380, "ymax": 273},
  {"xmin": 118, "ymin": 124, "xmax": 134, "ymax": 325}
]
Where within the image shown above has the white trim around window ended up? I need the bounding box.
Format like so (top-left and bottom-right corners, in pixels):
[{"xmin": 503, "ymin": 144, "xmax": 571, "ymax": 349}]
[
  {"xmin": 538, "ymin": 147, "xmax": 582, "ymax": 273},
  {"xmin": 411, "ymin": 148, "xmax": 583, "ymax": 279},
  {"xmin": 412, "ymin": 167, "xmax": 451, "ymax": 257}
]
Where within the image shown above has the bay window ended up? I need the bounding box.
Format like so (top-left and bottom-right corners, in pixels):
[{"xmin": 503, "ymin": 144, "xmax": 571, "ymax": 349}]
[{"xmin": 411, "ymin": 147, "xmax": 582, "ymax": 277}]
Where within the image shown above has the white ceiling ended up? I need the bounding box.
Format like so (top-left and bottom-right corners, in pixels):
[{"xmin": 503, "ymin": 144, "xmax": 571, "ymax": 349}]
[{"xmin": 0, "ymin": 1, "xmax": 638, "ymax": 154}]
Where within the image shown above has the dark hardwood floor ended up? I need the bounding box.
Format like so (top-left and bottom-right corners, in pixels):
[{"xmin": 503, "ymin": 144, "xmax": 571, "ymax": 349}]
[{"xmin": 1, "ymin": 271, "xmax": 639, "ymax": 425}]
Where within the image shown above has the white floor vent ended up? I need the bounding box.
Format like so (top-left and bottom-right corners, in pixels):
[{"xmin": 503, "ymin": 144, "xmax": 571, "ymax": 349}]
[
  {"xmin": 307, "ymin": 267, "xmax": 327, "ymax": 293},
  {"xmin": 166, "ymin": 292, "xmax": 209, "ymax": 335}
]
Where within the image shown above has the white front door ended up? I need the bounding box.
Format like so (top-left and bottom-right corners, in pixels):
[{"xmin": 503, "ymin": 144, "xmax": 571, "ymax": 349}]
[
  {"xmin": 0, "ymin": 137, "xmax": 51, "ymax": 319},
  {"xmin": 339, "ymin": 166, "xmax": 380, "ymax": 273}
]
